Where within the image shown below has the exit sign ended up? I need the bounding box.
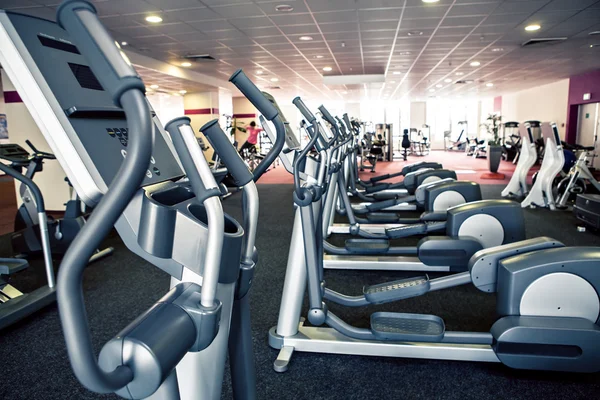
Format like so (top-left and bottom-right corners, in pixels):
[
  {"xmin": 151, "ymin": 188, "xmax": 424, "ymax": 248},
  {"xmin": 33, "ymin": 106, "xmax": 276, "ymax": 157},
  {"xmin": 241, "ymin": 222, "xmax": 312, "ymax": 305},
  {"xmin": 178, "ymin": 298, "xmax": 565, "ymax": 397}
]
[{"xmin": 583, "ymin": 93, "xmax": 591, "ymax": 100}]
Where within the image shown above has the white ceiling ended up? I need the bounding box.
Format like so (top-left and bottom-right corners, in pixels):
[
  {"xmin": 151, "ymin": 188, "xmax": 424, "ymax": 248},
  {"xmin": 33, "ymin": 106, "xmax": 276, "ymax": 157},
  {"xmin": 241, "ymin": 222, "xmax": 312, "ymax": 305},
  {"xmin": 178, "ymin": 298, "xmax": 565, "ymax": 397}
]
[{"xmin": 2, "ymin": 0, "xmax": 600, "ymax": 101}]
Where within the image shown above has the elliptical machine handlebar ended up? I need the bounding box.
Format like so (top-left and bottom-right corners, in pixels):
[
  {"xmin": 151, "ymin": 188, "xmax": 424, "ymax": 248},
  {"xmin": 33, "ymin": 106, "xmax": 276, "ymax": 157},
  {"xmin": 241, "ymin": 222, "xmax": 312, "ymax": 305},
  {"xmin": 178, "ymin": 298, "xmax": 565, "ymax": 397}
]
[
  {"xmin": 318, "ymin": 105, "xmax": 340, "ymax": 147},
  {"xmin": 55, "ymin": 0, "xmax": 157, "ymax": 394},
  {"xmin": 229, "ymin": 69, "xmax": 285, "ymax": 181}
]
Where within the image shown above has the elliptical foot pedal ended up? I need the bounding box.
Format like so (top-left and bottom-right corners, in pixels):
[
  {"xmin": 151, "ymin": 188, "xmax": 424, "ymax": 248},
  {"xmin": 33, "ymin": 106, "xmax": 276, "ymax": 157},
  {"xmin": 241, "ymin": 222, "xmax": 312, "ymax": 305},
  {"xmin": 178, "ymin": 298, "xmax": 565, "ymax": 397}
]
[
  {"xmin": 364, "ymin": 276, "xmax": 429, "ymax": 303},
  {"xmin": 345, "ymin": 239, "xmax": 390, "ymax": 254},
  {"xmin": 370, "ymin": 312, "xmax": 445, "ymax": 342}
]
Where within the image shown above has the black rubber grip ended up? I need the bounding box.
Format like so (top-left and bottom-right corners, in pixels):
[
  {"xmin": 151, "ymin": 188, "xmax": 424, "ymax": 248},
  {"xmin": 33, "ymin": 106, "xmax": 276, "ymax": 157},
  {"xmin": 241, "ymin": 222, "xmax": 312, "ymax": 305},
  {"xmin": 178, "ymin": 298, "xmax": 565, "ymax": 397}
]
[
  {"xmin": 56, "ymin": 0, "xmax": 144, "ymax": 107},
  {"xmin": 343, "ymin": 114, "xmax": 352, "ymax": 132},
  {"xmin": 318, "ymin": 105, "xmax": 336, "ymax": 125},
  {"xmin": 229, "ymin": 69, "xmax": 278, "ymax": 120},
  {"xmin": 293, "ymin": 97, "xmax": 315, "ymax": 122},
  {"xmin": 200, "ymin": 119, "xmax": 253, "ymax": 187}
]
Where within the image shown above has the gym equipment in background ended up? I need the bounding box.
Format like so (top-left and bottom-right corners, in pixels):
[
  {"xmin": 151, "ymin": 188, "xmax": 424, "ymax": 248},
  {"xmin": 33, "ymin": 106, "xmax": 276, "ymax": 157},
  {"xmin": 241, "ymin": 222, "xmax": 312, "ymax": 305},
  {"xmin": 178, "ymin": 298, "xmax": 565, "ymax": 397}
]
[
  {"xmin": 522, "ymin": 123, "xmax": 565, "ymax": 210},
  {"xmin": 502, "ymin": 121, "xmax": 521, "ymax": 162},
  {"xmin": 400, "ymin": 129, "xmax": 410, "ymax": 160},
  {"xmin": 270, "ymin": 110, "xmax": 600, "ymax": 373},
  {"xmin": 573, "ymin": 193, "xmax": 600, "ymax": 229},
  {"xmin": 556, "ymin": 143, "xmax": 600, "ymax": 208},
  {"xmin": 445, "ymin": 120, "xmax": 468, "ymax": 151},
  {"xmin": 0, "ymin": 142, "xmax": 113, "ymax": 262},
  {"xmin": 502, "ymin": 123, "xmax": 537, "ymax": 198},
  {"xmin": 0, "ymin": 158, "xmax": 55, "ymax": 331},
  {"xmin": 0, "ymin": 4, "xmax": 286, "ymax": 397},
  {"xmin": 290, "ymin": 98, "xmax": 525, "ymax": 272}
]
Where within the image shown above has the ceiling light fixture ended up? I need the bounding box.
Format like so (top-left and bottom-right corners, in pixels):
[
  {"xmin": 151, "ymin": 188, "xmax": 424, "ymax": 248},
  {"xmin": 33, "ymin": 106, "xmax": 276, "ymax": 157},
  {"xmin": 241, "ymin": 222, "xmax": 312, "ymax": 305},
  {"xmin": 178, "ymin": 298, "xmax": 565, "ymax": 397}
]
[
  {"xmin": 120, "ymin": 41, "xmax": 128, "ymax": 46},
  {"xmin": 486, "ymin": 83, "xmax": 494, "ymax": 87},
  {"xmin": 590, "ymin": 44, "xmax": 599, "ymax": 48},
  {"xmin": 315, "ymin": 55, "xmax": 324, "ymax": 59},
  {"xmin": 525, "ymin": 24, "xmax": 541, "ymax": 31},
  {"xmin": 299, "ymin": 36, "xmax": 313, "ymax": 41},
  {"xmin": 150, "ymin": 84, "xmax": 159, "ymax": 89},
  {"xmin": 407, "ymin": 30, "xmax": 423, "ymax": 36},
  {"xmin": 256, "ymin": 70, "xmax": 264, "ymax": 74},
  {"xmin": 422, "ymin": 0, "xmax": 440, "ymax": 3},
  {"xmin": 444, "ymin": 78, "xmax": 452, "ymax": 83},
  {"xmin": 323, "ymin": 66, "xmax": 333, "ymax": 72},
  {"xmin": 179, "ymin": 90, "xmax": 187, "ymax": 94},
  {"xmin": 470, "ymin": 61, "xmax": 481, "ymax": 67},
  {"xmin": 270, "ymin": 77, "xmax": 279, "ymax": 82},
  {"xmin": 145, "ymin": 15, "xmax": 163, "ymax": 23},
  {"xmin": 456, "ymin": 72, "xmax": 464, "ymax": 75},
  {"xmin": 275, "ymin": 4, "xmax": 294, "ymax": 12},
  {"xmin": 436, "ymin": 84, "xmax": 443, "ymax": 88},
  {"xmin": 399, "ymin": 51, "xmax": 411, "ymax": 55},
  {"xmin": 491, "ymin": 47, "xmax": 504, "ymax": 52},
  {"xmin": 180, "ymin": 61, "xmax": 192, "ymax": 67},
  {"xmin": 429, "ymin": 89, "xmax": 435, "ymax": 93},
  {"xmin": 393, "ymin": 71, "xmax": 402, "ymax": 75},
  {"xmin": 341, "ymin": 91, "xmax": 348, "ymax": 94}
]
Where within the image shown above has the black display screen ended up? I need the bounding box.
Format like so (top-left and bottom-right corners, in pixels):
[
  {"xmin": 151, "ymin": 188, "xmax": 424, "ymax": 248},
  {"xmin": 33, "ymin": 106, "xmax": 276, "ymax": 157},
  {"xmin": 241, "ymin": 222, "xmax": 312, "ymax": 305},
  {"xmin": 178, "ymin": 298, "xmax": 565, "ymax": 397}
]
[
  {"xmin": 68, "ymin": 63, "xmax": 104, "ymax": 91},
  {"xmin": 38, "ymin": 35, "xmax": 80, "ymax": 54}
]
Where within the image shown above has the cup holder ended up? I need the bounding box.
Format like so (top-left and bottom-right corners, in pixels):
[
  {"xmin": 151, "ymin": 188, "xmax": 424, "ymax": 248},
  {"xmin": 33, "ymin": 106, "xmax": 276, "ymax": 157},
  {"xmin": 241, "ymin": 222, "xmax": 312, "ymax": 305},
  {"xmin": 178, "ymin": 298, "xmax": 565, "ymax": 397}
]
[
  {"xmin": 188, "ymin": 204, "xmax": 240, "ymax": 234},
  {"xmin": 151, "ymin": 186, "xmax": 195, "ymax": 206}
]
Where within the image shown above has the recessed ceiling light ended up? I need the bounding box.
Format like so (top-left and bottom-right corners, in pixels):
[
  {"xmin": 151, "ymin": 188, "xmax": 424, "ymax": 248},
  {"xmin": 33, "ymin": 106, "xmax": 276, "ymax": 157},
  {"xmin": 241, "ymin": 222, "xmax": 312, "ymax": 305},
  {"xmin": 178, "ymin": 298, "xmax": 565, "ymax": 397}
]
[
  {"xmin": 120, "ymin": 41, "xmax": 128, "ymax": 46},
  {"xmin": 256, "ymin": 70, "xmax": 264, "ymax": 74},
  {"xmin": 275, "ymin": 4, "xmax": 294, "ymax": 12},
  {"xmin": 145, "ymin": 15, "xmax": 163, "ymax": 23},
  {"xmin": 525, "ymin": 24, "xmax": 541, "ymax": 31},
  {"xmin": 341, "ymin": 91, "xmax": 348, "ymax": 94},
  {"xmin": 470, "ymin": 61, "xmax": 481, "ymax": 67},
  {"xmin": 399, "ymin": 51, "xmax": 411, "ymax": 55},
  {"xmin": 270, "ymin": 77, "xmax": 279, "ymax": 82},
  {"xmin": 393, "ymin": 71, "xmax": 402, "ymax": 75},
  {"xmin": 179, "ymin": 90, "xmax": 187, "ymax": 94},
  {"xmin": 436, "ymin": 84, "xmax": 443, "ymax": 88},
  {"xmin": 315, "ymin": 55, "xmax": 324, "ymax": 59},
  {"xmin": 444, "ymin": 78, "xmax": 452, "ymax": 83},
  {"xmin": 150, "ymin": 84, "xmax": 159, "ymax": 89},
  {"xmin": 299, "ymin": 36, "xmax": 313, "ymax": 41},
  {"xmin": 180, "ymin": 61, "xmax": 192, "ymax": 67},
  {"xmin": 491, "ymin": 47, "xmax": 504, "ymax": 52},
  {"xmin": 323, "ymin": 66, "xmax": 333, "ymax": 72},
  {"xmin": 456, "ymin": 72, "xmax": 464, "ymax": 75},
  {"xmin": 422, "ymin": 0, "xmax": 440, "ymax": 3},
  {"xmin": 486, "ymin": 83, "xmax": 494, "ymax": 87},
  {"xmin": 590, "ymin": 44, "xmax": 599, "ymax": 48},
  {"xmin": 408, "ymin": 31, "xmax": 423, "ymax": 36},
  {"xmin": 429, "ymin": 89, "xmax": 435, "ymax": 93}
]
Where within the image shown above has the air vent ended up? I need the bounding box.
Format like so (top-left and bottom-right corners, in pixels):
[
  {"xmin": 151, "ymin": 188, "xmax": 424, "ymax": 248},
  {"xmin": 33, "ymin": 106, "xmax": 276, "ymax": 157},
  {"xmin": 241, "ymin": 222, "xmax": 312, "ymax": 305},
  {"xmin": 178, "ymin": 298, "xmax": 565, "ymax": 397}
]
[
  {"xmin": 183, "ymin": 54, "xmax": 216, "ymax": 61},
  {"xmin": 455, "ymin": 80, "xmax": 468, "ymax": 84},
  {"xmin": 264, "ymin": 86, "xmax": 281, "ymax": 90},
  {"xmin": 521, "ymin": 37, "xmax": 567, "ymax": 47}
]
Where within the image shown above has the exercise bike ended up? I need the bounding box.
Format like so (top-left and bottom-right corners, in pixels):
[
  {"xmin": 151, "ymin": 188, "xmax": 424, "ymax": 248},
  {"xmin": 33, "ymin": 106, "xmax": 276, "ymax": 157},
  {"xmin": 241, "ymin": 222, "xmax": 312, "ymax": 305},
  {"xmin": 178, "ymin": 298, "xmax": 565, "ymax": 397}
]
[
  {"xmin": 556, "ymin": 144, "xmax": 600, "ymax": 208},
  {"xmin": 0, "ymin": 141, "xmax": 113, "ymax": 263}
]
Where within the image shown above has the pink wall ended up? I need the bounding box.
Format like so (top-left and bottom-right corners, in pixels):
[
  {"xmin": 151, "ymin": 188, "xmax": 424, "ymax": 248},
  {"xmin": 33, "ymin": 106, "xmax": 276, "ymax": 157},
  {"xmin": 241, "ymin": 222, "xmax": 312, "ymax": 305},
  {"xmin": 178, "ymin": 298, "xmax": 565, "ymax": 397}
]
[
  {"xmin": 566, "ymin": 70, "xmax": 600, "ymax": 143},
  {"xmin": 493, "ymin": 96, "xmax": 502, "ymax": 113}
]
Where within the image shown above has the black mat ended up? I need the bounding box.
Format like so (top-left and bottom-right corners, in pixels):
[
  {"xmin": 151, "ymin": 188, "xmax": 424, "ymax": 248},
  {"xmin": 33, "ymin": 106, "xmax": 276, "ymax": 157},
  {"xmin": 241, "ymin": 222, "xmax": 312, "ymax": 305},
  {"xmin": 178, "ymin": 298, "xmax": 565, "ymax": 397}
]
[{"xmin": 1, "ymin": 184, "xmax": 599, "ymax": 399}]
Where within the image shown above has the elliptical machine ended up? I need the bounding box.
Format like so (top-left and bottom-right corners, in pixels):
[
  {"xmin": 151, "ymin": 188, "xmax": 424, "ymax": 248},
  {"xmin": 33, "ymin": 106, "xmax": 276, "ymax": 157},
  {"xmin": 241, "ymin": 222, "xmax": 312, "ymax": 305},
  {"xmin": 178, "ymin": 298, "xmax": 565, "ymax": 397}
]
[{"xmin": 0, "ymin": 141, "xmax": 113, "ymax": 262}]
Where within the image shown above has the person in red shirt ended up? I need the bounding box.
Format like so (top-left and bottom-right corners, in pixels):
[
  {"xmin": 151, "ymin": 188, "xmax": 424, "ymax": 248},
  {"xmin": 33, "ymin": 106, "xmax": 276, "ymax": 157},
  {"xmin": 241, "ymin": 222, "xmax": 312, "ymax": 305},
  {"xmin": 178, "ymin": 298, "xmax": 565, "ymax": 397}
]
[{"xmin": 239, "ymin": 121, "xmax": 263, "ymax": 156}]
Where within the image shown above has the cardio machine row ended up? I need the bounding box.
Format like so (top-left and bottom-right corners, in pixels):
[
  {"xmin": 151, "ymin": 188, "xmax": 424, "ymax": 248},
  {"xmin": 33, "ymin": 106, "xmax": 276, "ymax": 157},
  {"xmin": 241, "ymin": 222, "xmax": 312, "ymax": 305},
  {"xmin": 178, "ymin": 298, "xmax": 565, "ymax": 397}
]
[
  {"xmin": 267, "ymin": 104, "xmax": 526, "ymax": 272},
  {"xmin": 1, "ymin": 2, "xmax": 598, "ymax": 400}
]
